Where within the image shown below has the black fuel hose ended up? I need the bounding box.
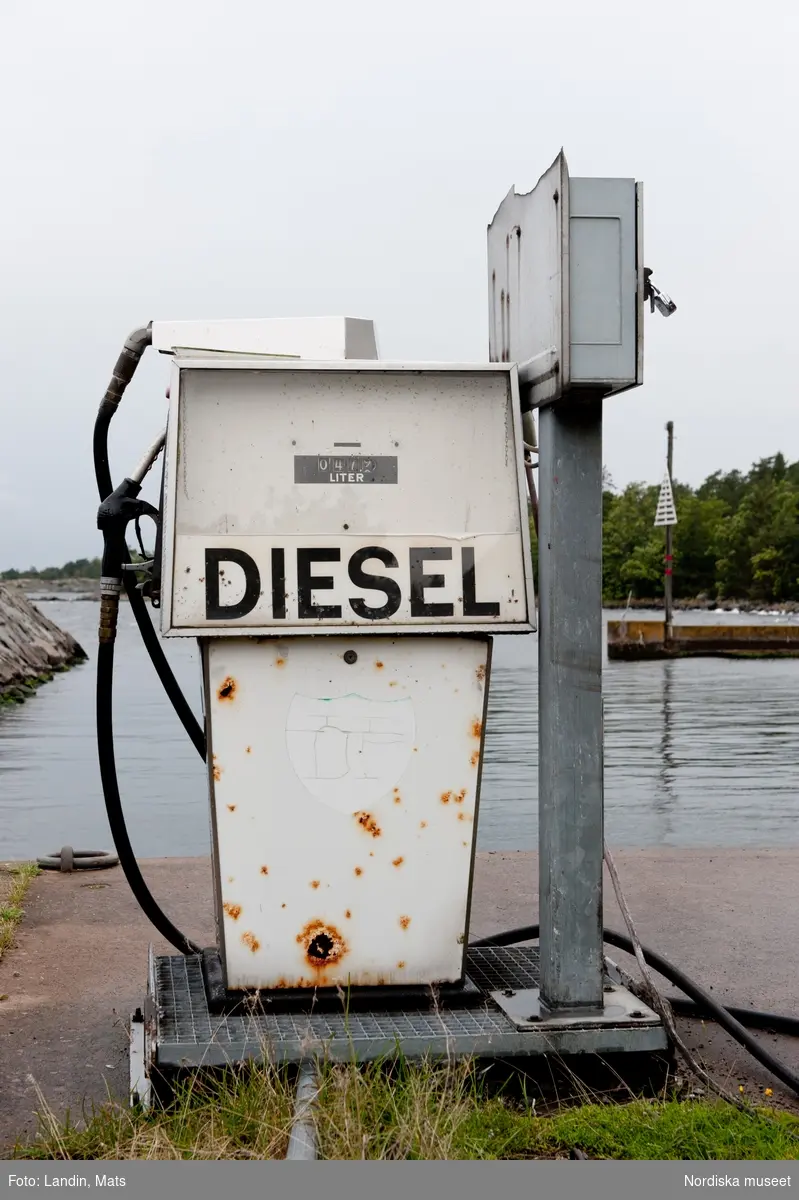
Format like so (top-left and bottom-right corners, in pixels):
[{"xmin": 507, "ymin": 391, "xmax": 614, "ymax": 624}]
[
  {"xmin": 96, "ymin": 631, "xmax": 201, "ymax": 955},
  {"xmin": 470, "ymin": 925, "xmax": 799, "ymax": 1098},
  {"xmin": 94, "ymin": 325, "xmax": 153, "ymax": 502},
  {"xmin": 92, "ymin": 325, "xmax": 204, "ymax": 956},
  {"xmin": 93, "ymin": 323, "xmax": 205, "ymax": 759},
  {"xmin": 122, "ymin": 573, "xmax": 206, "ymax": 759}
]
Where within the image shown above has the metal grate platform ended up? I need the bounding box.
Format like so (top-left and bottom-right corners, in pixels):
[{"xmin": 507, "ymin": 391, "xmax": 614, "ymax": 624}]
[{"xmin": 149, "ymin": 947, "xmax": 666, "ymax": 1067}]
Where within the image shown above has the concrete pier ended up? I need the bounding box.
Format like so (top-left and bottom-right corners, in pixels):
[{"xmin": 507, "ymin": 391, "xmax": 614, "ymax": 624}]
[{"xmin": 608, "ymin": 619, "xmax": 799, "ymax": 660}]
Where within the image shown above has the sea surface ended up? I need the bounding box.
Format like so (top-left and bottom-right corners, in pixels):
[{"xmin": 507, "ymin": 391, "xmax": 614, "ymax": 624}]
[{"xmin": 1, "ymin": 601, "xmax": 798, "ymax": 859}]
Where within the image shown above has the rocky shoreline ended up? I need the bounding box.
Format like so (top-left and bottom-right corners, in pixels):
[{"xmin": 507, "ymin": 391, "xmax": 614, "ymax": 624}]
[{"xmin": 0, "ymin": 584, "xmax": 87, "ymax": 704}]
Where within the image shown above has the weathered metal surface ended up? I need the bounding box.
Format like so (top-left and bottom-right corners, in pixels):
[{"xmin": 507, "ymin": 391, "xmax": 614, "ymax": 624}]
[
  {"xmin": 149, "ymin": 950, "xmax": 667, "ymax": 1068},
  {"xmin": 537, "ymin": 396, "xmax": 605, "ymax": 1013},
  {"xmin": 128, "ymin": 1011, "xmax": 150, "ymax": 1110},
  {"xmin": 608, "ymin": 620, "xmax": 799, "ymax": 660},
  {"xmin": 568, "ymin": 177, "xmax": 639, "ymax": 387},
  {"xmin": 204, "ymin": 634, "xmax": 492, "ymax": 990},
  {"xmin": 488, "ymin": 152, "xmax": 569, "ymax": 405},
  {"xmin": 487, "ymin": 154, "xmax": 643, "ymax": 405},
  {"xmin": 161, "ymin": 361, "xmax": 533, "ymax": 638}
]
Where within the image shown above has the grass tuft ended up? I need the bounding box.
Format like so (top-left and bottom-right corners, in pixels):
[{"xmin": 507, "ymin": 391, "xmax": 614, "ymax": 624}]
[
  {"xmin": 9, "ymin": 1055, "xmax": 799, "ymax": 1161},
  {"xmin": 0, "ymin": 862, "xmax": 39, "ymax": 963}
]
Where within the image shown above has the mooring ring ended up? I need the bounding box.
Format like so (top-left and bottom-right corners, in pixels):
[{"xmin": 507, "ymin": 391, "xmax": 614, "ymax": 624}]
[{"xmin": 37, "ymin": 847, "xmax": 120, "ymax": 872}]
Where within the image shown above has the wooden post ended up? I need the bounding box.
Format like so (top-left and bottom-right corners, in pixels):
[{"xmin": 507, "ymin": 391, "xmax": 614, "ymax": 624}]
[{"xmin": 664, "ymin": 421, "xmax": 674, "ymax": 640}]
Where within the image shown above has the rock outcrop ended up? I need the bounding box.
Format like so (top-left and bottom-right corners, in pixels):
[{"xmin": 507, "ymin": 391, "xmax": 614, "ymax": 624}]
[{"xmin": 0, "ymin": 584, "xmax": 87, "ymax": 702}]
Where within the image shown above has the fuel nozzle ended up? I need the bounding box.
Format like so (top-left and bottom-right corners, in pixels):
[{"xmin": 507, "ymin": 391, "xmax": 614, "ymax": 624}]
[{"xmin": 97, "ymin": 479, "xmax": 160, "ymax": 643}]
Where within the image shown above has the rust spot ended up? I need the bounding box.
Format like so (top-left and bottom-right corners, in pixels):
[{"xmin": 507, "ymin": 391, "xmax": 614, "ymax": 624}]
[
  {"xmin": 458, "ymin": 811, "xmax": 473, "ymax": 823},
  {"xmin": 399, "ymin": 915, "xmax": 411, "ymax": 930},
  {"xmin": 441, "ymin": 791, "xmax": 452, "ymax": 805},
  {"xmin": 397, "ymin": 961, "xmax": 406, "ymax": 969},
  {"xmin": 213, "ymin": 763, "xmax": 222, "ymax": 781},
  {"xmin": 420, "ymin": 821, "xmax": 428, "ymax": 829},
  {"xmin": 223, "ymin": 902, "xmax": 241, "ymax": 920},
  {"xmin": 281, "ymin": 903, "xmax": 287, "ymax": 908},
  {"xmin": 454, "ymin": 789, "xmax": 467, "ymax": 804},
  {"xmin": 375, "ymin": 660, "xmax": 384, "ymax": 669},
  {"xmin": 476, "ymin": 663, "xmax": 486, "ymax": 682},
  {"xmin": 369, "ymin": 851, "xmax": 374, "ymax": 857},
  {"xmin": 392, "ymin": 856, "xmax": 404, "ymax": 868},
  {"xmin": 354, "ymin": 866, "xmax": 363, "ymax": 877},
  {"xmin": 310, "ymin": 879, "xmax": 320, "ymax": 889},
  {"xmin": 470, "ymin": 751, "xmax": 480, "ymax": 768},
  {"xmin": 246, "ymin": 746, "xmax": 252, "ymax": 754},
  {"xmin": 355, "ymin": 811, "xmax": 381, "ymax": 837},
  {"xmin": 297, "ymin": 919, "xmax": 348, "ymax": 967},
  {"xmin": 345, "ymin": 909, "xmax": 352, "ymax": 919},
  {"xmin": 227, "ymin": 804, "xmax": 237, "ymax": 812},
  {"xmin": 462, "ymin": 841, "xmax": 468, "ymax": 846},
  {"xmin": 217, "ymin": 677, "xmax": 236, "ymax": 701},
  {"xmin": 275, "ymin": 657, "xmax": 285, "ymax": 668},
  {"xmin": 241, "ymin": 931, "xmax": 260, "ymax": 953},
  {"xmin": 471, "ymin": 719, "xmax": 482, "ymax": 739},
  {"xmin": 260, "ymin": 865, "xmax": 269, "ymax": 875}
]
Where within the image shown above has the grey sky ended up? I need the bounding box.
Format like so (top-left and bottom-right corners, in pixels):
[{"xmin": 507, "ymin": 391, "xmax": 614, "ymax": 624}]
[{"xmin": 1, "ymin": 0, "xmax": 795, "ymax": 568}]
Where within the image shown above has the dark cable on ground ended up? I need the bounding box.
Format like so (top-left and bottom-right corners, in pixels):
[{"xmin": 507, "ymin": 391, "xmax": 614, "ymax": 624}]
[
  {"xmin": 97, "ymin": 635, "xmax": 200, "ymax": 955},
  {"xmin": 470, "ymin": 925, "xmax": 799, "ymax": 1098}
]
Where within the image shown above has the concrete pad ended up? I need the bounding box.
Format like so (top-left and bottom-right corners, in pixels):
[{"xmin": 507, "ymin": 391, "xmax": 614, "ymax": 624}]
[{"xmin": 1, "ymin": 849, "xmax": 797, "ymax": 1149}]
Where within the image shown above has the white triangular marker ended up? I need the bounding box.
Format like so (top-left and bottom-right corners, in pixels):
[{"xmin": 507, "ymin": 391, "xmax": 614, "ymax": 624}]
[{"xmin": 654, "ymin": 472, "xmax": 678, "ymax": 527}]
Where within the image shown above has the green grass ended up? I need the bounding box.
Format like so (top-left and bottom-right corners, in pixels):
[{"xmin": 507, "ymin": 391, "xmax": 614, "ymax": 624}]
[
  {"xmin": 0, "ymin": 862, "xmax": 39, "ymax": 964},
  {"xmin": 9, "ymin": 1057, "xmax": 799, "ymax": 1161}
]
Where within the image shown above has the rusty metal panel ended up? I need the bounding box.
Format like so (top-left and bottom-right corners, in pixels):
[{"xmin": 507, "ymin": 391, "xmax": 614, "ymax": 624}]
[
  {"xmin": 204, "ymin": 634, "xmax": 491, "ymax": 991},
  {"xmin": 162, "ymin": 361, "xmax": 533, "ymax": 637}
]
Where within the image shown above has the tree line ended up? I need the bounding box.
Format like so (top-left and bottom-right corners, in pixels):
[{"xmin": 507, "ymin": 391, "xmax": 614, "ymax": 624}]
[
  {"xmin": 599, "ymin": 453, "xmax": 799, "ymax": 604},
  {"xmin": 4, "ymin": 454, "xmax": 798, "ymax": 605}
]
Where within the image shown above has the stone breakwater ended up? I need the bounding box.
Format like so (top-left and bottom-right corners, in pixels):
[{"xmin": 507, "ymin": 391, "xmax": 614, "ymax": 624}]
[{"xmin": 0, "ymin": 584, "xmax": 87, "ymax": 703}]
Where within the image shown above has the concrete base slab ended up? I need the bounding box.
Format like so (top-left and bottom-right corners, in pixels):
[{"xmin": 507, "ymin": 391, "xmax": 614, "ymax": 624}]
[{"xmin": 1, "ymin": 849, "xmax": 798, "ymax": 1149}]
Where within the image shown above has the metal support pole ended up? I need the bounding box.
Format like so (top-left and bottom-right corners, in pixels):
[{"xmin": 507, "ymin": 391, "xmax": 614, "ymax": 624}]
[
  {"xmin": 522, "ymin": 409, "xmax": 539, "ymax": 538},
  {"xmin": 538, "ymin": 392, "xmax": 604, "ymax": 1014},
  {"xmin": 664, "ymin": 421, "xmax": 674, "ymax": 640}
]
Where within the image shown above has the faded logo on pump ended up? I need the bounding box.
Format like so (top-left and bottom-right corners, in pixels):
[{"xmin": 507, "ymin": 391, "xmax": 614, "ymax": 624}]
[{"xmin": 285, "ymin": 693, "xmax": 415, "ymax": 813}]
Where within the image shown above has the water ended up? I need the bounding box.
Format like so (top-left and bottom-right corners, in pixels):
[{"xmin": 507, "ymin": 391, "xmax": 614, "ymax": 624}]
[{"xmin": 1, "ymin": 601, "xmax": 798, "ymax": 859}]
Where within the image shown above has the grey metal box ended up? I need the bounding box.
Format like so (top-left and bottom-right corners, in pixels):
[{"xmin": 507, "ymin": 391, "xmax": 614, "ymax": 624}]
[{"xmin": 488, "ymin": 152, "xmax": 644, "ymax": 405}]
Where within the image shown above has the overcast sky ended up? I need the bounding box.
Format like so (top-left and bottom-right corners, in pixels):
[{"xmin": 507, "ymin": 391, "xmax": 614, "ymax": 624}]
[{"xmin": 1, "ymin": 0, "xmax": 795, "ymax": 568}]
